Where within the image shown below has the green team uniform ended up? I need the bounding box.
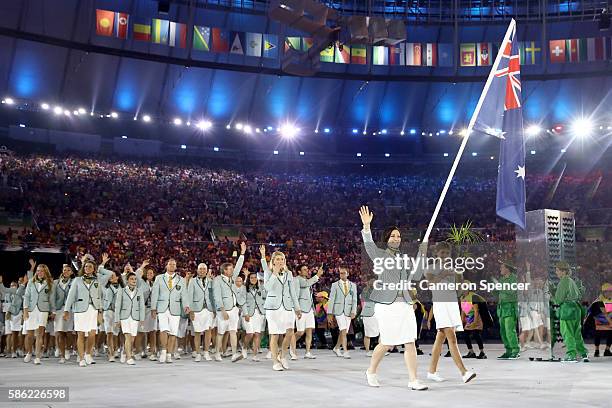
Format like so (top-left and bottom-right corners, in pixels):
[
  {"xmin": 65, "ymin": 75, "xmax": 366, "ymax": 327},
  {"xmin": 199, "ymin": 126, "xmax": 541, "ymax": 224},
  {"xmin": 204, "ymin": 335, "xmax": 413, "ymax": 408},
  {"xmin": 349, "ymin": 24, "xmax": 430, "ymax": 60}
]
[
  {"xmin": 496, "ymin": 273, "xmax": 520, "ymax": 358},
  {"xmin": 554, "ymin": 275, "xmax": 587, "ymax": 361}
]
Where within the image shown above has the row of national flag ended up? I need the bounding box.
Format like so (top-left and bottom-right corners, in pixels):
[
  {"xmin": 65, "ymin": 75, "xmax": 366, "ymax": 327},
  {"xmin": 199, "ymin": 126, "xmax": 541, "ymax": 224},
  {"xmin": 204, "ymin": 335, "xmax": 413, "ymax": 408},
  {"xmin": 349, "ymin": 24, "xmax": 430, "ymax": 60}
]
[{"xmin": 549, "ymin": 38, "xmax": 612, "ymax": 63}]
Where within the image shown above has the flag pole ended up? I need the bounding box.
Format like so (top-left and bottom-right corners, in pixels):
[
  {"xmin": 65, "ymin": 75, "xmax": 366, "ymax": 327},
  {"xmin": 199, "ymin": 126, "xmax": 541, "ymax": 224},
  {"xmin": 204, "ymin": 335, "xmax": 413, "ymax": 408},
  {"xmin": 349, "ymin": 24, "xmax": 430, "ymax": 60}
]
[{"xmin": 422, "ymin": 19, "xmax": 517, "ymax": 243}]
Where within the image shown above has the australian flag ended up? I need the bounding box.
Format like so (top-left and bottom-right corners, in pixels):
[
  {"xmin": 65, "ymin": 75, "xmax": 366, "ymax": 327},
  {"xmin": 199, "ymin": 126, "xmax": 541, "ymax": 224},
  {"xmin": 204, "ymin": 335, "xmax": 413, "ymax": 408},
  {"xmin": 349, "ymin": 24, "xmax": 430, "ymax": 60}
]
[{"xmin": 473, "ymin": 21, "xmax": 526, "ymax": 229}]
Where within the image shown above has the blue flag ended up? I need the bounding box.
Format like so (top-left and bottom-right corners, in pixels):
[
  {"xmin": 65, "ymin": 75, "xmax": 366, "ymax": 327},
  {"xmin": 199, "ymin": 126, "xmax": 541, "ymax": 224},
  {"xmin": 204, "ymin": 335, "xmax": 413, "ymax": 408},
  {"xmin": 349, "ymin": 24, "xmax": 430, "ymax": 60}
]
[{"xmin": 473, "ymin": 23, "xmax": 526, "ymax": 229}]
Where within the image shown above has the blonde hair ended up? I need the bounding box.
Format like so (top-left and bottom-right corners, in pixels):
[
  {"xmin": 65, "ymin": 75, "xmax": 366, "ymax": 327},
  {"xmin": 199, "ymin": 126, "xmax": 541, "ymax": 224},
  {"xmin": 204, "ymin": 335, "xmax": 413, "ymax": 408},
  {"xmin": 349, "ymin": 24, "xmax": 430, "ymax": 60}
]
[
  {"xmin": 36, "ymin": 264, "xmax": 54, "ymax": 288},
  {"xmin": 270, "ymin": 251, "xmax": 289, "ymax": 273},
  {"xmin": 79, "ymin": 260, "xmax": 97, "ymax": 277}
]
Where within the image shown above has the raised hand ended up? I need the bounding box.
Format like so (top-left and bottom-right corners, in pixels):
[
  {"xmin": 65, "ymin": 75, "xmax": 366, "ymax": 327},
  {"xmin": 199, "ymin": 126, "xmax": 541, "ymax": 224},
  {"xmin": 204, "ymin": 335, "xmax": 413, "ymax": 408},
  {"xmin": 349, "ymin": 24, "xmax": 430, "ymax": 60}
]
[
  {"xmin": 317, "ymin": 264, "xmax": 324, "ymax": 277},
  {"xmin": 141, "ymin": 259, "xmax": 150, "ymax": 269},
  {"xmin": 101, "ymin": 252, "xmax": 110, "ymax": 266},
  {"xmin": 240, "ymin": 241, "xmax": 247, "ymax": 255},
  {"xmin": 359, "ymin": 206, "xmax": 373, "ymax": 229},
  {"xmin": 28, "ymin": 258, "xmax": 36, "ymax": 270},
  {"xmin": 259, "ymin": 245, "xmax": 266, "ymax": 258}
]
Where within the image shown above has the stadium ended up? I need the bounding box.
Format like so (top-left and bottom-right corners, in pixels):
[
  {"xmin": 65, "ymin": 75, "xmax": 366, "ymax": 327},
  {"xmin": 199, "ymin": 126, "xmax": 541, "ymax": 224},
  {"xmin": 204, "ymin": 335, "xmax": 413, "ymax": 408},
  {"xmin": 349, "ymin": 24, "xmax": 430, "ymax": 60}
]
[{"xmin": 0, "ymin": 0, "xmax": 610, "ymax": 407}]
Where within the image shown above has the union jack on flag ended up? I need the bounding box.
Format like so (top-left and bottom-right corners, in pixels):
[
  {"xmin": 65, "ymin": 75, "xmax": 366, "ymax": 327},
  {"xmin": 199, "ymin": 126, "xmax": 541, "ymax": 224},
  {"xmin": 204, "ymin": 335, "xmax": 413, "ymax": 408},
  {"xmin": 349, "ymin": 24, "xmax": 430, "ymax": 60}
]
[{"xmin": 494, "ymin": 41, "xmax": 522, "ymax": 111}]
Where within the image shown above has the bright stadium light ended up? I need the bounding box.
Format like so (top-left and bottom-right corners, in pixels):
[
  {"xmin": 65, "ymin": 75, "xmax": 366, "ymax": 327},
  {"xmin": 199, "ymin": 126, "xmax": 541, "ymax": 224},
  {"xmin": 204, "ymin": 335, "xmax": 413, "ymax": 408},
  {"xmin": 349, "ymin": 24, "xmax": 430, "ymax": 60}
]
[
  {"xmin": 471, "ymin": 152, "xmax": 477, "ymax": 157},
  {"xmin": 352, "ymin": 129, "xmax": 358, "ymax": 134},
  {"xmin": 121, "ymin": 135, "xmax": 128, "ymax": 139},
  {"xmin": 410, "ymin": 129, "xmax": 416, "ymax": 135},
  {"xmin": 213, "ymin": 147, "xmax": 220, "ymax": 152},
  {"xmin": 180, "ymin": 144, "xmax": 187, "ymax": 149},
  {"xmin": 235, "ymin": 123, "xmax": 243, "ymax": 130},
  {"xmin": 64, "ymin": 110, "xmax": 71, "ymax": 116},
  {"xmin": 384, "ymin": 153, "xmax": 390, "ymax": 157},
  {"xmin": 273, "ymin": 150, "xmax": 279, "ymax": 155},
  {"xmin": 314, "ymin": 129, "xmax": 319, "ymax": 133},
  {"xmin": 444, "ymin": 153, "xmax": 449, "ymax": 157},
  {"xmin": 381, "ymin": 129, "xmax": 387, "ymax": 134},
  {"xmin": 324, "ymin": 128, "xmax": 331, "ymax": 133},
  {"xmin": 255, "ymin": 128, "xmax": 261, "ymax": 133},
  {"xmin": 53, "ymin": 106, "xmax": 63, "ymax": 115},
  {"xmin": 41, "ymin": 103, "xmax": 50, "ymax": 110},
  {"xmin": 197, "ymin": 120, "xmax": 212, "ymax": 130},
  {"xmin": 280, "ymin": 124, "xmax": 299, "ymax": 138},
  {"xmin": 299, "ymin": 151, "xmax": 305, "ymax": 156},
  {"xmin": 530, "ymin": 150, "xmax": 536, "ymax": 155},
  {"xmin": 110, "ymin": 112, "xmax": 118, "ymax": 119},
  {"xmin": 226, "ymin": 124, "xmax": 231, "ymax": 129},
  {"xmin": 3, "ymin": 97, "xmax": 14, "ymax": 105},
  {"xmin": 78, "ymin": 107, "xmax": 86, "ymax": 115},
  {"xmin": 362, "ymin": 130, "xmax": 367, "ymax": 135},
  {"xmin": 356, "ymin": 153, "xmax": 362, "ymax": 157},
  {"xmin": 400, "ymin": 130, "xmax": 405, "ymax": 136},
  {"xmin": 525, "ymin": 124, "xmax": 542, "ymax": 137},
  {"xmin": 439, "ymin": 130, "xmax": 446, "ymax": 134},
  {"xmin": 142, "ymin": 114, "xmax": 151, "ymax": 123},
  {"xmin": 243, "ymin": 125, "xmax": 252, "ymax": 134},
  {"xmin": 173, "ymin": 118, "xmax": 183, "ymax": 126},
  {"xmin": 571, "ymin": 118, "xmax": 593, "ymax": 137}
]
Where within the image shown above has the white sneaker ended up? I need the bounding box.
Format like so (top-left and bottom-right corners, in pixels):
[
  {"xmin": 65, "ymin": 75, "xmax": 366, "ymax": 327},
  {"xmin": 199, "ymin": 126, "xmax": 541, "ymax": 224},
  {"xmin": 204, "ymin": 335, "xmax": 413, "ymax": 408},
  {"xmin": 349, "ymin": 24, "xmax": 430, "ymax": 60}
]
[
  {"xmin": 252, "ymin": 355, "xmax": 260, "ymax": 362},
  {"xmin": 427, "ymin": 372, "xmax": 445, "ymax": 382},
  {"xmin": 365, "ymin": 370, "xmax": 380, "ymax": 387},
  {"xmin": 192, "ymin": 351, "xmax": 197, "ymax": 358},
  {"xmin": 134, "ymin": 354, "xmax": 142, "ymax": 361},
  {"xmin": 159, "ymin": 350, "xmax": 167, "ymax": 363},
  {"xmin": 108, "ymin": 356, "xmax": 115, "ymax": 363},
  {"xmin": 280, "ymin": 357, "xmax": 289, "ymax": 370},
  {"xmin": 333, "ymin": 348, "xmax": 343, "ymax": 357},
  {"xmin": 166, "ymin": 354, "xmax": 173, "ymax": 363},
  {"xmin": 126, "ymin": 358, "xmax": 136, "ymax": 366},
  {"xmin": 120, "ymin": 353, "xmax": 126, "ymax": 364},
  {"xmin": 289, "ymin": 350, "xmax": 298, "ymax": 361},
  {"xmin": 64, "ymin": 350, "xmax": 71, "ymax": 361},
  {"xmin": 93, "ymin": 349, "xmax": 99, "ymax": 357},
  {"xmin": 304, "ymin": 352, "xmax": 316, "ymax": 359},
  {"xmin": 79, "ymin": 360, "xmax": 87, "ymax": 367},
  {"xmin": 214, "ymin": 353, "xmax": 222, "ymax": 362},
  {"xmin": 366, "ymin": 350, "xmax": 373, "ymax": 357},
  {"xmin": 195, "ymin": 353, "xmax": 202, "ymax": 362},
  {"xmin": 54, "ymin": 349, "xmax": 60, "ymax": 358},
  {"xmin": 85, "ymin": 354, "xmax": 94, "ymax": 365},
  {"xmin": 149, "ymin": 353, "xmax": 158, "ymax": 361},
  {"xmin": 231, "ymin": 353, "xmax": 243, "ymax": 363},
  {"xmin": 34, "ymin": 357, "xmax": 41, "ymax": 365},
  {"xmin": 343, "ymin": 352, "xmax": 351, "ymax": 359},
  {"xmin": 59, "ymin": 358, "xmax": 66, "ymax": 364},
  {"xmin": 242, "ymin": 349, "xmax": 248, "ymax": 359},
  {"xmin": 223, "ymin": 350, "xmax": 233, "ymax": 358},
  {"xmin": 408, "ymin": 380, "xmax": 428, "ymax": 391},
  {"xmin": 24, "ymin": 353, "xmax": 32, "ymax": 363},
  {"xmin": 266, "ymin": 351, "xmax": 272, "ymax": 359},
  {"xmin": 273, "ymin": 363, "xmax": 284, "ymax": 371},
  {"xmin": 173, "ymin": 352, "xmax": 181, "ymax": 360},
  {"xmin": 203, "ymin": 352, "xmax": 212, "ymax": 361},
  {"xmin": 11, "ymin": 352, "xmax": 17, "ymax": 358},
  {"xmin": 462, "ymin": 371, "xmax": 476, "ymax": 383}
]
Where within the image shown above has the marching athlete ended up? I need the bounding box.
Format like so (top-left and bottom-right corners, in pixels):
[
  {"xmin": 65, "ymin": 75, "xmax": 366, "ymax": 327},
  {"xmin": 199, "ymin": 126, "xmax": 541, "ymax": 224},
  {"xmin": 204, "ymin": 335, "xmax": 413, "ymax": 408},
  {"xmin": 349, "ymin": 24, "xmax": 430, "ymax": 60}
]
[
  {"xmin": 292, "ymin": 264, "xmax": 323, "ymax": 359},
  {"xmin": 187, "ymin": 263, "xmax": 215, "ymax": 361},
  {"xmin": 53, "ymin": 264, "xmax": 74, "ymax": 363},
  {"xmin": 328, "ymin": 267, "xmax": 358, "ymax": 359},
  {"xmin": 23, "ymin": 264, "xmax": 55, "ymax": 365},
  {"xmin": 114, "ymin": 272, "xmax": 146, "ymax": 365},
  {"xmin": 242, "ymin": 272, "xmax": 266, "ymax": 361}
]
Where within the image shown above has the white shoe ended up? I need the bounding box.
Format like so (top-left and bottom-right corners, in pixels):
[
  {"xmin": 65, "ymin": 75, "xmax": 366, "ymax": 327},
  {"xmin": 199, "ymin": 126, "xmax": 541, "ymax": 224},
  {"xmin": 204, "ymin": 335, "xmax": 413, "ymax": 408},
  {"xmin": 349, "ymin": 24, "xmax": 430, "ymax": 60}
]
[
  {"xmin": 34, "ymin": 357, "xmax": 41, "ymax": 365},
  {"xmin": 427, "ymin": 372, "xmax": 445, "ymax": 382},
  {"xmin": 108, "ymin": 356, "xmax": 116, "ymax": 363},
  {"xmin": 242, "ymin": 349, "xmax": 248, "ymax": 359},
  {"xmin": 462, "ymin": 371, "xmax": 476, "ymax": 383},
  {"xmin": 366, "ymin": 351, "xmax": 373, "ymax": 357},
  {"xmin": 195, "ymin": 353, "xmax": 202, "ymax": 362},
  {"xmin": 191, "ymin": 351, "xmax": 197, "ymax": 358},
  {"xmin": 266, "ymin": 351, "xmax": 272, "ymax": 359},
  {"xmin": 59, "ymin": 358, "xmax": 66, "ymax": 364},
  {"xmin": 11, "ymin": 352, "xmax": 17, "ymax": 358},
  {"xmin": 343, "ymin": 352, "xmax": 351, "ymax": 359},
  {"xmin": 408, "ymin": 380, "xmax": 428, "ymax": 391},
  {"xmin": 134, "ymin": 354, "xmax": 142, "ymax": 361},
  {"xmin": 252, "ymin": 355, "xmax": 260, "ymax": 362},
  {"xmin": 64, "ymin": 350, "xmax": 71, "ymax": 361},
  {"xmin": 203, "ymin": 352, "xmax": 212, "ymax": 361},
  {"xmin": 149, "ymin": 353, "xmax": 158, "ymax": 361},
  {"xmin": 333, "ymin": 348, "xmax": 343, "ymax": 357},
  {"xmin": 273, "ymin": 363, "xmax": 284, "ymax": 371},
  {"xmin": 214, "ymin": 353, "xmax": 222, "ymax": 362},
  {"xmin": 289, "ymin": 350, "xmax": 298, "ymax": 361},
  {"xmin": 231, "ymin": 353, "xmax": 243, "ymax": 363},
  {"xmin": 280, "ymin": 357, "xmax": 289, "ymax": 370},
  {"xmin": 54, "ymin": 349, "xmax": 60, "ymax": 358},
  {"xmin": 126, "ymin": 358, "xmax": 136, "ymax": 366},
  {"xmin": 365, "ymin": 370, "xmax": 380, "ymax": 387},
  {"xmin": 93, "ymin": 349, "xmax": 99, "ymax": 357},
  {"xmin": 120, "ymin": 353, "xmax": 126, "ymax": 364},
  {"xmin": 166, "ymin": 354, "xmax": 173, "ymax": 363},
  {"xmin": 79, "ymin": 360, "xmax": 87, "ymax": 367},
  {"xmin": 304, "ymin": 352, "xmax": 316, "ymax": 359},
  {"xmin": 223, "ymin": 350, "xmax": 233, "ymax": 358},
  {"xmin": 159, "ymin": 350, "xmax": 167, "ymax": 363},
  {"xmin": 24, "ymin": 353, "xmax": 32, "ymax": 363},
  {"xmin": 85, "ymin": 354, "xmax": 94, "ymax": 365},
  {"xmin": 173, "ymin": 352, "xmax": 181, "ymax": 360}
]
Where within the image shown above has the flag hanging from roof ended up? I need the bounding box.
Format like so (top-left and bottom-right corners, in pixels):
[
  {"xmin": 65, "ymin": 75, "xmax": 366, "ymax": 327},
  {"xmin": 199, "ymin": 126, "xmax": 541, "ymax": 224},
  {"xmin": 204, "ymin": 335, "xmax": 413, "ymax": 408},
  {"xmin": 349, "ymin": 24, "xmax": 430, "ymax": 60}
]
[
  {"xmin": 424, "ymin": 43, "xmax": 437, "ymax": 66},
  {"xmin": 460, "ymin": 43, "xmax": 476, "ymax": 66},
  {"xmin": 193, "ymin": 26, "xmax": 210, "ymax": 51},
  {"xmin": 212, "ymin": 28, "xmax": 230, "ymax": 52},
  {"xmin": 372, "ymin": 46, "xmax": 388, "ymax": 65},
  {"xmin": 152, "ymin": 18, "xmax": 169, "ymax": 44},
  {"xmin": 114, "ymin": 12, "xmax": 129, "ymax": 39},
  {"xmin": 406, "ymin": 43, "xmax": 422, "ymax": 66},
  {"xmin": 285, "ymin": 37, "xmax": 301, "ymax": 52},
  {"xmin": 586, "ymin": 37, "xmax": 606, "ymax": 61},
  {"xmin": 334, "ymin": 44, "xmax": 350, "ymax": 63},
  {"xmin": 302, "ymin": 37, "xmax": 313, "ymax": 51},
  {"xmin": 245, "ymin": 33, "xmax": 262, "ymax": 57},
  {"xmin": 477, "ymin": 42, "xmax": 492, "ymax": 66},
  {"xmin": 472, "ymin": 22, "xmax": 526, "ymax": 228},
  {"xmin": 262, "ymin": 34, "xmax": 278, "ymax": 58},
  {"xmin": 389, "ymin": 43, "xmax": 405, "ymax": 66},
  {"xmin": 350, "ymin": 45, "xmax": 367, "ymax": 64},
  {"xmin": 320, "ymin": 45, "xmax": 334, "ymax": 62},
  {"xmin": 169, "ymin": 22, "xmax": 187, "ymax": 48},
  {"xmin": 230, "ymin": 32, "xmax": 245, "ymax": 54},
  {"xmin": 96, "ymin": 9, "xmax": 115, "ymax": 37},
  {"xmin": 549, "ymin": 39, "xmax": 566, "ymax": 63},
  {"xmin": 519, "ymin": 41, "xmax": 541, "ymax": 65},
  {"xmin": 438, "ymin": 43, "xmax": 453, "ymax": 67},
  {"xmin": 566, "ymin": 38, "xmax": 586, "ymax": 62}
]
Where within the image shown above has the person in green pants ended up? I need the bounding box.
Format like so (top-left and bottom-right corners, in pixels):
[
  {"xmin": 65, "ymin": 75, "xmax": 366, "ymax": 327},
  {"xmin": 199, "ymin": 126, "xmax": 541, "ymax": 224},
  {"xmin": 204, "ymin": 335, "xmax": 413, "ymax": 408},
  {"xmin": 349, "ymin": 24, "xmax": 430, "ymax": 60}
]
[
  {"xmin": 495, "ymin": 262, "xmax": 520, "ymax": 360},
  {"xmin": 553, "ymin": 261, "xmax": 588, "ymax": 363}
]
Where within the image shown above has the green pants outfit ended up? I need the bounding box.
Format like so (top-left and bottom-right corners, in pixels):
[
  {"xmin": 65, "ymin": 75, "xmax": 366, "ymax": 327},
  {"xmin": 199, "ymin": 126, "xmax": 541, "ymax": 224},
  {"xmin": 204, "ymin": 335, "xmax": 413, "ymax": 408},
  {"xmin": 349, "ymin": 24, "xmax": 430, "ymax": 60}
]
[
  {"xmin": 498, "ymin": 302, "xmax": 520, "ymax": 355},
  {"xmin": 554, "ymin": 275, "xmax": 587, "ymax": 360}
]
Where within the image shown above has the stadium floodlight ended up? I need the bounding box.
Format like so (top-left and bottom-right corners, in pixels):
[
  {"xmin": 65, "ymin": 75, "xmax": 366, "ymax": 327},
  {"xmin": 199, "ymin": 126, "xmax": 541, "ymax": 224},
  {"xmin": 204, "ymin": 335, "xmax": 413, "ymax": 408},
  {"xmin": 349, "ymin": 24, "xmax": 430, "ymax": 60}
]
[
  {"xmin": 571, "ymin": 118, "xmax": 593, "ymax": 137},
  {"xmin": 384, "ymin": 153, "xmax": 390, "ymax": 157},
  {"xmin": 41, "ymin": 103, "xmax": 50, "ymax": 110},
  {"xmin": 525, "ymin": 124, "xmax": 542, "ymax": 137},
  {"xmin": 561, "ymin": 148, "xmax": 567, "ymax": 153},
  {"xmin": 243, "ymin": 125, "xmax": 252, "ymax": 134},
  {"xmin": 356, "ymin": 153, "xmax": 362, "ymax": 157},
  {"xmin": 122, "ymin": 136, "xmax": 128, "ymax": 139},
  {"xmin": 235, "ymin": 123, "xmax": 243, "ymax": 130},
  {"xmin": 226, "ymin": 124, "xmax": 231, "ymax": 129},
  {"xmin": 78, "ymin": 107, "xmax": 86, "ymax": 115},
  {"xmin": 180, "ymin": 144, "xmax": 187, "ymax": 149},
  {"xmin": 530, "ymin": 150, "xmax": 536, "ymax": 155},
  {"xmin": 19, "ymin": 124, "xmax": 26, "ymax": 128},
  {"xmin": 324, "ymin": 128, "xmax": 331, "ymax": 133},
  {"xmin": 173, "ymin": 118, "xmax": 183, "ymax": 126},
  {"xmin": 362, "ymin": 130, "xmax": 367, "ymax": 135},
  {"xmin": 53, "ymin": 106, "xmax": 63, "ymax": 115},
  {"xmin": 111, "ymin": 112, "xmax": 119, "ymax": 119},
  {"xmin": 352, "ymin": 128, "xmax": 358, "ymax": 134},
  {"xmin": 471, "ymin": 152, "xmax": 478, "ymax": 156},
  {"xmin": 439, "ymin": 130, "xmax": 446, "ymax": 134},
  {"xmin": 273, "ymin": 150, "xmax": 279, "ymax": 155},
  {"xmin": 314, "ymin": 129, "xmax": 319, "ymax": 133},
  {"xmin": 459, "ymin": 128, "xmax": 470, "ymax": 137},
  {"xmin": 3, "ymin": 97, "xmax": 14, "ymax": 105},
  {"xmin": 213, "ymin": 147, "xmax": 219, "ymax": 152},
  {"xmin": 410, "ymin": 129, "xmax": 416, "ymax": 135},
  {"xmin": 400, "ymin": 130, "xmax": 405, "ymax": 136},
  {"xmin": 381, "ymin": 129, "xmax": 387, "ymax": 134},
  {"xmin": 299, "ymin": 151, "xmax": 305, "ymax": 156},
  {"xmin": 197, "ymin": 120, "xmax": 212, "ymax": 130},
  {"xmin": 443, "ymin": 153, "xmax": 449, "ymax": 157},
  {"xmin": 490, "ymin": 156, "xmax": 495, "ymax": 160},
  {"xmin": 280, "ymin": 124, "xmax": 299, "ymax": 138},
  {"xmin": 142, "ymin": 114, "xmax": 151, "ymax": 123},
  {"xmin": 64, "ymin": 110, "xmax": 71, "ymax": 116},
  {"xmin": 255, "ymin": 128, "xmax": 261, "ymax": 133}
]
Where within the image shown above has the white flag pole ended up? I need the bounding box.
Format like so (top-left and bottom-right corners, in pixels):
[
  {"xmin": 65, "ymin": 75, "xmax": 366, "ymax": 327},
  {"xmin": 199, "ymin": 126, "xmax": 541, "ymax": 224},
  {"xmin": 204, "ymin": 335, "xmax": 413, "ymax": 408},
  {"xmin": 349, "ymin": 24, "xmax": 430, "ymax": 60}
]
[{"xmin": 422, "ymin": 19, "xmax": 516, "ymax": 243}]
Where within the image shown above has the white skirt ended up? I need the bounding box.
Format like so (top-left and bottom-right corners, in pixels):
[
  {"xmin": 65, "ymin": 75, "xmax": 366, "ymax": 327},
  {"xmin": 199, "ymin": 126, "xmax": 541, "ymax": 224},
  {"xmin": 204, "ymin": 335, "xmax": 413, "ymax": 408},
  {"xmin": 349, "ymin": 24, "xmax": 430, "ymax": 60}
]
[
  {"xmin": 7, "ymin": 311, "xmax": 23, "ymax": 333},
  {"xmin": 243, "ymin": 310, "xmax": 264, "ymax": 334},
  {"xmin": 103, "ymin": 310, "xmax": 119, "ymax": 335},
  {"xmin": 363, "ymin": 316, "xmax": 380, "ymax": 338},
  {"xmin": 520, "ymin": 310, "xmax": 544, "ymax": 331},
  {"xmin": 121, "ymin": 317, "xmax": 139, "ymax": 337},
  {"xmin": 433, "ymin": 302, "xmax": 464, "ymax": 332},
  {"xmin": 374, "ymin": 302, "xmax": 417, "ymax": 346},
  {"xmin": 266, "ymin": 308, "xmax": 295, "ymax": 335},
  {"xmin": 74, "ymin": 305, "xmax": 99, "ymax": 333},
  {"xmin": 54, "ymin": 312, "xmax": 74, "ymax": 332},
  {"xmin": 25, "ymin": 307, "xmax": 49, "ymax": 331}
]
